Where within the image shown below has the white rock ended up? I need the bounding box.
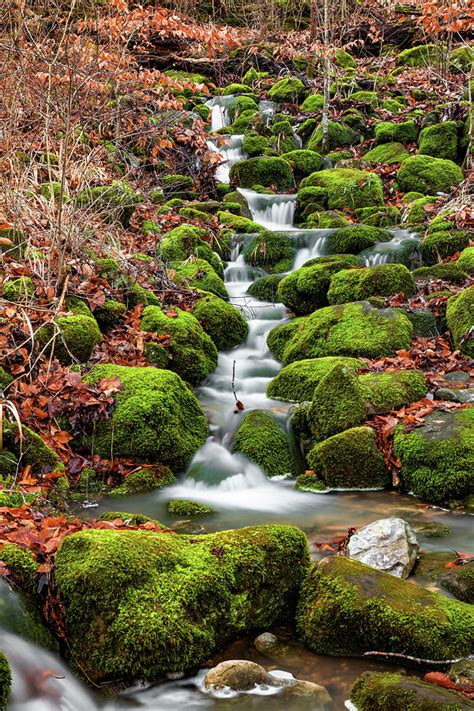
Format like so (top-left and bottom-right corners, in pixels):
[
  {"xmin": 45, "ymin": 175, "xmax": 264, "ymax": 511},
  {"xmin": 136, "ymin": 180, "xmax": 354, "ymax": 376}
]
[{"xmin": 347, "ymin": 517, "xmax": 419, "ymax": 578}]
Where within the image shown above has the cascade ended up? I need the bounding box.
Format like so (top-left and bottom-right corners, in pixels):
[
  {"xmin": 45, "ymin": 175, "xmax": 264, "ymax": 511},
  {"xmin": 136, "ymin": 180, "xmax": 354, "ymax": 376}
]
[
  {"xmin": 206, "ymin": 135, "xmax": 246, "ymax": 183},
  {"xmin": 238, "ymin": 188, "xmax": 297, "ymax": 230}
]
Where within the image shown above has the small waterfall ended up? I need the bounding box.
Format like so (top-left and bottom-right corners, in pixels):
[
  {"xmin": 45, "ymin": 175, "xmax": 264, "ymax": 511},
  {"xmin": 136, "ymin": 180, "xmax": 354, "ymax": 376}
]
[
  {"xmin": 204, "ymin": 96, "xmax": 236, "ymax": 132},
  {"xmin": 206, "ymin": 135, "xmax": 246, "ymax": 183},
  {"xmin": 360, "ymin": 230, "xmax": 421, "ymax": 268},
  {"xmin": 237, "ymin": 188, "xmax": 297, "ymax": 230},
  {"xmin": 259, "ymin": 100, "xmax": 277, "ymax": 126},
  {"xmin": 291, "ymin": 230, "xmax": 330, "ymax": 269}
]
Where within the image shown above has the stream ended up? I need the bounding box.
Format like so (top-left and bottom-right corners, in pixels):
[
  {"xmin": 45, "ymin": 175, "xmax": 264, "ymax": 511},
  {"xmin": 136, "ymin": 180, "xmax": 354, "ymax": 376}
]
[{"xmin": 2, "ymin": 96, "xmax": 472, "ymax": 710}]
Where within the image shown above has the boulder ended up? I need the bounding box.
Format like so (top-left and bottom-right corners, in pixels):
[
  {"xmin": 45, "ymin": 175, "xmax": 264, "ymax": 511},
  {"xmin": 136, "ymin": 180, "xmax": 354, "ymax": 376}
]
[
  {"xmin": 439, "ymin": 564, "xmax": 474, "ymax": 604},
  {"xmin": 232, "ymin": 409, "xmax": 298, "ymax": 479},
  {"xmin": 446, "ymin": 286, "xmax": 474, "ymax": 358},
  {"xmin": 396, "ymin": 155, "xmax": 464, "ymax": 195},
  {"xmin": 300, "ymin": 169, "xmax": 384, "ymax": 210},
  {"xmin": 347, "ymin": 517, "xmax": 419, "ymax": 578},
  {"xmin": 327, "ymin": 264, "xmax": 415, "ymax": 304},
  {"xmin": 229, "ymin": 157, "xmax": 293, "ymax": 191},
  {"xmin": 204, "ymin": 660, "xmax": 277, "ymax": 690},
  {"xmin": 266, "ymin": 356, "xmax": 362, "ymax": 402}
]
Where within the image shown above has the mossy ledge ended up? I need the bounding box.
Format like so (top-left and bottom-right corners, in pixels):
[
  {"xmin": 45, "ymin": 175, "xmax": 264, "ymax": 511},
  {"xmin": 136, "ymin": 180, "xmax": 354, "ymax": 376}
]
[{"xmin": 54, "ymin": 525, "xmax": 310, "ymax": 682}]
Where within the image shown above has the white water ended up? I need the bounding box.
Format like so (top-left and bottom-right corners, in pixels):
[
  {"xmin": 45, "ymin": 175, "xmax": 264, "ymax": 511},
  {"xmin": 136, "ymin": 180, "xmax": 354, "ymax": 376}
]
[
  {"xmin": 238, "ymin": 188, "xmax": 297, "ymax": 230},
  {"xmin": 207, "ymin": 135, "xmax": 246, "ymax": 183},
  {"xmin": 361, "ymin": 229, "xmax": 421, "ymax": 267}
]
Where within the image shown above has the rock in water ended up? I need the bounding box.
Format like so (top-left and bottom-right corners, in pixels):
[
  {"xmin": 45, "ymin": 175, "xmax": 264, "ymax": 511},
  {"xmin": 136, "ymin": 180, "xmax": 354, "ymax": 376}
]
[
  {"xmin": 204, "ymin": 660, "xmax": 279, "ymax": 690},
  {"xmin": 254, "ymin": 632, "xmax": 289, "ymax": 658},
  {"xmin": 347, "ymin": 517, "xmax": 419, "ymax": 578}
]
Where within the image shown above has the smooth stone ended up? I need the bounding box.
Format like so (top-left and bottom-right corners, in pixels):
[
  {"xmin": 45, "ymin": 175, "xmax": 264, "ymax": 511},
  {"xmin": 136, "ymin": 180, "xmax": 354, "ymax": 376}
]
[
  {"xmin": 279, "ymin": 679, "xmax": 335, "ymax": 707},
  {"xmin": 204, "ymin": 660, "xmax": 280, "ymax": 690},
  {"xmin": 443, "ymin": 371, "xmax": 470, "ymax": 383},
  {"xmin": 347, "ymin": 517, "xmax": 419, "ymax": 578},
  {"xmin": 435, "ymin": 387, "xmax": 474, "ymax": 404},
  {"xmin": 414, "ymin": 521, "xmax": 450, "ymax": 538},
  {"xmin": 254, "ymin": 632, "xmax": 289, "ymax": 658}
]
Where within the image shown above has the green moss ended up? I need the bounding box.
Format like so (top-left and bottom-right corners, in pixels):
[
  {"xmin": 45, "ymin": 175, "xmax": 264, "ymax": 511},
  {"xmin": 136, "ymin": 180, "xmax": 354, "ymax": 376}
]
[
  {"xmin": 38, "ymin": 314, "xmax": 102, "ymax": 364},
  {"xmin": 327, "ymin": 225, "xmax": 391, "ymax": 254},
  {"xmin": 358, "ymin": 370, "xmax": 428, "ymax": 412},
  {"xmin": 229, "ymin": 157, "xmax": 293, "ymax": 190},
  {"xmin": 351, "ymin": 670, "xmax": 472, "ymax": 710},
  {"xmin": 334, "ymin": 49, "xmax": 356, "ymax": 69},
  {"xmin": 268, "ymin": 77, "xmax": 305, "ymax": 103},
  {"xmin": 243, "ymin": 232, "xmax": 295, "ymax": 274},
  {"xmin": 267, "ymin": 356, "xmax": 362, "ymax": 402},
  {"xmin": 0, "ymin": 368, "xmax": 13, "ymax": 392},
  {"xmin": 173, "ymin": 258, "xmax": 227, "ymax": 300},
  {"xmin": 55, "ymin": 524, "xmax": 310, "ymax": 681},
  {"xmin": 141, "ymin": 305, "xmax": 218, "ymax": 384},
  {"xmin": 94, "ymin": 299, "xmax": 127, "ymax": 328},
  {"xmin": 193, "ymin": 293, "xmax": 248, "ymax": 351},
  {"xmin": 295, "ymin": 473, "xmax": 326, "ymax": 492},
  {"xmin": 363, "ymin": 142, "xmax": 409, "ymax": 164},
  {"xmin": 242, "ymin": 68, "xmax": 269, "ymax": 86},
  {"xmin": 440, "ymin": 565, "xmax": 474, "ymax": 604},
  {"xmin": 125, "ymin": 280, "xmax": 160, "ymax": 308},
  {"xmin": 1, "ymin": 544, "xmax": 38, "ymax": 593},
  {"xmin": 228, "ymin": 95, "xmax": 259, "ymax": 121},
  {"xmin": 307, "ymin": 426, "xmax": 389, "ymax": 489},
  {"xmin": 0, "ymin": 228, "xmax": 25, "ymax": 258},
  {"xmin": 84, "ymin": 365, "xmax": 208, "ymax": 470},
  {"xmin": 76, "ymin": 180, "xmax": 141, "ymax": 227},
  {"xmin": 280, "ymin": 150, "xmax": 325, "ymax": 181},
  {"xmin": 456, "ymin": 247, "xmax": 474, "ymax": 275},
  {"xmin": 159, "ymin": 224, "xmax": 223, "ymax": 278},
  {"xmin": 328, "ymin": 263, "xmax": 415, "ymax": 304},
  {"xmin": 350, "ymin": 90, "xmax": 378, "ymax": 106},
  {"xmin": 242, "ymin": 134, "xmax": 269, "ymax": 157},
  {"xmin": 0, "ymin": 651, "xmax": 11, "ymax": 709},
  {"xmin": 421, "ymin": 230, "xmax": 470, "ymax": 265},
  {"xmin": 394, "ymin": 408, "xmax": 474, "ymax": 504},
  {"xmin": 306, "ymin": 211, "xmax": 351, "ymax": 228},
  {"xmin": 167, "ymin": 499, "xmax": 214, "ymax": 516},
  {"xmin": 397, "ymin": 44, "xmax": 443, "ymax": 67},
  {"xmin": 450, "ymin": 46, "xmax": 474, "ymax": 73},
  {"xmin": 307, "ymin": 365, "xmax": 367, "ymax": 440},
  {"xmin": 307, "ymin": 121, "xmax": 359, "ymax": 152},
  {"xmin": 3, "ymin": 276, "xmax": 34, "ymax": 302},
  {"xmin": 446, "ymin": 287, "xmax": 474, "ymax": 358},
  {"xmin": 300, "ymin": 169, "xmax": 384, "ymax": 210},
  {"xmin": 405, "ymin": 309, "xmax": 438, "ymax": 337},
  {"xmin": 418, "ymin": 121, "xmax": 459, "ymax": 161},
  {"xmin": 232, "ymin": 410, "xmax": 298, "ymax": 479},
  {"xmin": 268, "ymin": 302, "xmax": 413, "ymax": 364},
  {"xmin": 278, "ymin": 256, "xmax": 360, "ymax": 314},
  {"xmin": 2, "ymin": 422, "xmax": 64, "ymax": 475},
  {"xmin": 297, "ymin": 555, "xmax": 474, "ymax": 659},
  {"xmin": 217, "ymin": 211, "xmax": 265, "ymax": 234},
  {"xmin": 99, "ymin": 511, "xmax": 164, "ymax": 526},
  {"xmin": 300, "ymin": 94, "xmax": 324, "ymax": 112},
  {"xmin": 220, "ymin": 83, "xmax": 254, "ymax": 96},
  {"xmin": 374, "ymin": 121, "xmax": 418, "ymax": 144},
  {"xmin": 381, "ymin": 99, "xmax": 404, "ymax": 112},
  {"xmin": 0, "ymin": 450, "xmax": 17, "ymax": 478},
  {"xmin": 397, "ymin": 155, "xmax": 464, "ymax": 195},
  {"xmin": 94, "ymin": 256, "xmax": 119, "ymax": 279},
  {"xmin": 354, "ymin": 206, "xmax": 401, "ymax": 227},
  {"xmin": 247, "ymin": 274, "xmax": 283, "ymax": 302},
  {"xmin": 412, "ymin": 263, "xmax": 467, "ymax": 283},
  {"xmin": 111, "ymin": 465, "xmax": 175, "ymax": 496},
  {"xmin": 405, "ymin": 195, "xmax": 438, "ymax": 225}
]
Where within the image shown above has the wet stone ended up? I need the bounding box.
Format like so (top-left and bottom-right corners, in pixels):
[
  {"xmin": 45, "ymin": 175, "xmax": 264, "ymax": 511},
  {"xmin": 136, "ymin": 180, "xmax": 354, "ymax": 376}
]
[{"xmin": 347, "ymin": 517, "xmax": 419, "ymax": 578}]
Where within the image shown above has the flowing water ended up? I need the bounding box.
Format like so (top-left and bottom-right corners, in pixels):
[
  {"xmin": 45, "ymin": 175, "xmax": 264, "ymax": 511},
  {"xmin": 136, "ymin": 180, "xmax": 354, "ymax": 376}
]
[{"xmin": 4, "ymin": 102, "xmax": 471, "ymax": 710}]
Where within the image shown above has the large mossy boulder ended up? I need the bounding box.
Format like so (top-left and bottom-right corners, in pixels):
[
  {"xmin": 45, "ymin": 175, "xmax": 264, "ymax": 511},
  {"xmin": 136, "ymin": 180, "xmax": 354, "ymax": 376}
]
[
  {"xmin": 173, "ymin": 257, "xmax": 228, "ymax": 300},
  {"xmin": 0, "ymin": 651, "xmax": 11, "ymax": 710},
  {"xmin": 397, "ymin": 155, "xmax": 464, "ymax": 195},
  {"xmin": 327, "ymin": 264, "xmax": 415, "ymax": 304},
  {"xmin": 326, "ymin": 225, "xmax": 391, "ymax": 254},
  {"xmin": 456, "ymin": 247, "xmax": 474, "ymax": 274},
  {"xmin": 268, "ymin": 77, "xmax": 306, "ymax": 103},
  {"xmin": 38, "ymin": 314, "xmax": 102, "ymax": 364},
  {"xmin": 54, "ymin": 525, "xmax": 310, "ymax": 682},
  {"xmin": 351, "ymin": 671, "xmax": 473, "ymax": 710},
  {"xmin": 446, "ymin": 286, "xmax": 474, "ymax": 357},
  {"xmin": 307, "ymin": 426, "xmax": 389, "ymax": 489},
  {"xmin": 83, "ymin": 365, "xmax": 208, "ymax": 469},
  {"xmin": 397, "ymin": 44, "xmax": 443, "ymax": 67},
  {"xmin": 193, "ymin": 293, "xmax": 248, "ymax": 351},
  {"xmin": 300, "ymin": 169, "xmax": 384, "ymax": 210},
  {"xmin": 278, "ymin": 255, "xmax": 360, "ymax": 314},
  {"xmin": 418, "ymin": 121, "xmax": 459, "ymax": 161},
  {"xmin": 307, "ymin": 121, "xmax": 359, "ymax": 152},
  {"xmin": 232, "ymin": 410, "xmax": 298, "ymax": 479},
  {"xmin": 141, "ymin": 305, "xmax": 218, "ymax": 383},
  {"xmin": 374, "ymin": 120, "xmax": 418, "ymax": 145},
  {"xmin": 247, "ymin": 274, "xmax": 283, "ymax": 302},
  {"xmin": 217, "ymin": 211, "xmax": 266, "ymax": 234},
  {"xmin": 76, "ymin": 180, "xmax": 141, "ymax": 227},
  {"xmin": 363, "ymin": 142, "xmax": 409, "ymax": 165},
  {"xmin": 296, "ymin": 556, "xmax": 474, "ymax": 659},
  {"xmin": 280, "ymin": 150, "xmax": 325, "ymax": 181},
  {"xmin": 159, "ymin": 224, "xmax": 223, "ymax": 278},
  {"xmin": 394, "ymin": 408, "xmax": 474, "ymax": 505},
  {"xmin": 243, "ymin": 232, "xmax": 295, "ymax": 273},
  {"xmin": 267, "ymin": 302, "xmax": 413, "ymax": 364},
  {"xmin": 229, "ymin": 157, "xmax": 293, "ymax": 191},
  {"xmin": 421, "ymin": 229, "xmax": 470, "ymax": 264},
  {"xmin": 266, "ymin": 356, "xmax": 362, "ymax": 402},
  {"xmin": 110, "ymin": 465, "xmax": 175, "ymax": 497}
]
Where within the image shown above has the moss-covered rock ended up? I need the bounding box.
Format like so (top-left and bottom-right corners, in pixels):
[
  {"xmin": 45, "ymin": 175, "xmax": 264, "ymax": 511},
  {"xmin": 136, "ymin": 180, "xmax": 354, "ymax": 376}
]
[
  {"xmin": 280, "ymin": 150, "xmax": 325, "ymax": 181},
  {"xmin": 295, "ymin": 472, "xmax": 326, "ymax": 492},
  {"xmin": 76, "ymin": 180, "xmax": 141, "ymax": 227},
  {"xmin": 268, "ymin": 302, "xmax": 413, "ymax": 364},
  {"xmin": 412, "ymin": 263, "xmax": 467, "ymax": 283},
  {"xmin": 446, "ymin": 287, "xmax": 474, "ymax": 358},
  {"xmin": 266, "ymin": 356, "xmax": 362, "ymax": 402},
  {"xmin": 358, "ymin": 370, "xmax": 428, "ymax": 413},
  {"xmin": 374, "ymin": 120, "xmax": 418, "ymax": 144},
  {"xmin": 307, "ymin": 426, "xmax": 389, "ymax": 489},
  {"xmin": 456, "ymin": 247, "xmax": 474, "ymax": 275},
  {"xmin": 421, "ymin": 230, "xmax": 470, "ymax": 265},
  {"xmin": 354, "ymin": 206, "xmax": 401, "ymax": 227},
  {"xmin": 228, "ymin": 95, "xmax": 259, "ymax": 121},
  {"xmin": 278, "ymin": 256, "xmax": 361, "ymax": 314},
  {"xmin": 334, "ymin": 49, "xmax": 356, "ymax": 69},
  {"xmin": 439, "ymin": 564, "xmax": 474, "ymax": 604},
  {"xmin": 141, "ymin": 305, "xmax": 218, "ymax": 384},
  {"xmin": 327, "ymin": 263, "xmax": 415, "ymax": 304},
  {"xmin": 0, "ymin": 651, "xmax": 11, "ymax": 709},
  {"xmin": 0, "ymin": 544, "xmax": 38, "ymax": 593},
  {"xmin": 242, "ymin": 133, "xmax": 269, "ymax": 157},
  {"xmin": 161, "ymin": 174, "xmax": 197, "ymax": 201},
  {"xmin": 307, "ymin": 121, "xmax": 359, "ymax": 152},
  {"xmin": 173, "ymin": 258, "xmax": 228, "ymax": 300},
  {"xmin": 247, "ymin": 274, "xmax": 283, "ymax": 302},
  {"xmin": 351, "ymin": 671, "xmax": 473, "ymax": 710},
  {"xmin": 3, "ymin": 276, "xmax": 34, "ymax": 302},
  {"xmin": 297, "ymin": 555, "xmax": 474, "ymax": 659},
  {"xmin": 243, "ymin": 232, "xmax": 295, "ymax": 273},
  {"xmin": 300, "ymin": 169, "xmax": 384, "ymax": 210},
  {"xmin": 418, "ymin": 121, "xmax": 459, "ymax": 161},
  {"xmin": 450, "ymin": 46, "xmax": 474, "ymax": 73},
  {"xmin": 159, "ymin": 225, "xmax": 223, "ymax": 278},
  {"xmin": 300, "ymin": 94, "xmax": 324, "ymax": 112},
  {"xmin": 363, "ymin": 142, "xmax": 409, "ymax": 164},
  {"xmin": 217, "ymin": 211, "xmax": 266, "ymax": 234},
  {"xmin": 306, "ymin": 210, "xmax": 352, "ymax": 228},
  {"xmin": 94, "ymin": 299, "xmax": 127, "ymax": 329},
  {"xmin": 307, "ymin": 364, "xmax": 367, "ymax": 440},
  {"xmin": 268, "ymin": 77, "xmax": 305, "ymax": 103},
  {"xmin": 55, "ymin": 524, "xmax": 310, "ymax": 681},
  {"xmin": 394, "ymin": 408, "xmax": 474, "ymax": 504},
  {"xmin": 232, "ymin": 410, "xmax": 298, "ymax": 479},
  {"xmin": 167, "ymin": 499, "xmax": 214, "ymax": 516},
  {"xmin": 110, "ymin": 465, "xmax": 175, "ymax": 496},
  {"xmin": 397, "ymin": 155, "xmax": 464, "ymax": 195},
  {"xmin": 229, "ymin": 157, "xmax": 293, "ymax": 190},
  {"xmin": 2, "ymin": 422, "xmax": 63, "ymax": 478},
  {"xmin": 83, "ymin": 364, "xmax": 208, "ymax": 469},
  {"xmin": 38, "ymin": 315, "xmax": 102, "ymax": 364},
  {"xmin": 326, "ymin": 225, "xmax": 391, "ymax": 254},
  {"xmin": 193, "ymin": 292, "xmax": 248, "ymax": 351}
]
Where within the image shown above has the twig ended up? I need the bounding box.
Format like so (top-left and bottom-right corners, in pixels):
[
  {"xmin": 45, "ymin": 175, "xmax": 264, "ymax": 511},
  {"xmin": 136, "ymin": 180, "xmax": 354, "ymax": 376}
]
[{"xmin": 363, "ymin": 651, "xmax": 473, "ymax": 670}]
